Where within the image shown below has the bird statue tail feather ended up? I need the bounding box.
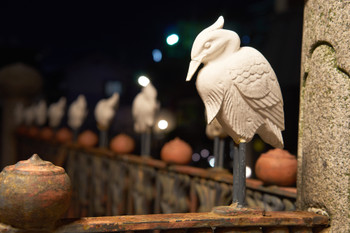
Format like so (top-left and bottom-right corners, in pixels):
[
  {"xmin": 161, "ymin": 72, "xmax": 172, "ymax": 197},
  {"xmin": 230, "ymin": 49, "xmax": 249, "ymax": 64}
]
[{"xmin": 257, "ymin": 119, "xmax": 284, "ymax": 149}]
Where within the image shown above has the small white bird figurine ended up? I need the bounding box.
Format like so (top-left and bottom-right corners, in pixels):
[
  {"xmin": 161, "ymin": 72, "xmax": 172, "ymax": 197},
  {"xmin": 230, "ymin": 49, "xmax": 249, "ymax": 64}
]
[
  {"xmin": 186, "ymin": 16, "xmax": 284, "ymax": 148},
  {"xmin": 94, "ymin": 93, "xmax": 119, "ymax": 130},
  {"xmin": 132, "ymin": 83, "xmax": 159, "ymax": 134},
  {"xmin": 35, "ymin": 100, "xmax": 47, "ymax": 126},
  {"xmin": 48, "ymin": 97, "xmax": 66, "ymax": 128},
  {"xmin": 24, "ymin": 105, "xmax": 35, "ymax": 126},
  {"xmin": 132, "ymin": 83, "xmax": 159, "ymax": 156},
  {"xmin": 68, "ymin": 94, "xmax": 88, "ymax": 131},
  {"xmin": 14, "ymin": 103, "xmax": 25, "ymax": 126}
]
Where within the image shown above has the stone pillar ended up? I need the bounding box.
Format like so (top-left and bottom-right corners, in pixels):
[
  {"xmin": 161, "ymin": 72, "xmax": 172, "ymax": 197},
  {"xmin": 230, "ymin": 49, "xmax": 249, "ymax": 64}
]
[
  {"xmin": 0, "ymin": 63, "xmax": 42, "ymax": 168},
  {"xmin": 297, "ymin": 1, "xmax": 350, "ymax": 232}
]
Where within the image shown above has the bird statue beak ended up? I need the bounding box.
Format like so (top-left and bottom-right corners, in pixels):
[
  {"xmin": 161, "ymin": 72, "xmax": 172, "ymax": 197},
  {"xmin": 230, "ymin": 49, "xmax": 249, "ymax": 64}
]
[{"xmin": 186, "ymin": 60, "xmax": 201, "ymax": 81}]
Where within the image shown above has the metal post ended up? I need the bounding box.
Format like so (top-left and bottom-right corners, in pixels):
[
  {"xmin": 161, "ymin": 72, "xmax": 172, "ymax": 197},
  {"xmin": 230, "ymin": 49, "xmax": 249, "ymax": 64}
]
[
  {"xmin": 141, "ymin": 129, "xmax": 151, "ymax": 157},
  {"xmin": 73, "ymin": 129, "xmax": 79, "ymax": 142},
  {"xmin": 214, "ymin": 136, "xmax": 220, "ymax": 167},
  {"xmin": 232, "ymin": 141, "xmax": 246, "ymax": 207},
  {"xmin": 141, "ymin": 133, "xmax": 145, "ymax": 155},
  {"xmin": 232, "ymin": 141, "xmax": 239, "ymax": 204},
  {"xmin": 218, "ymin": 138, "xmax": 225, "ymax": 168},
  {"xmin": 144, "ymin": 130, "xmax": 151, "ymax": 156},
  {"xmin": 99, "ymin": 130, "xmax": 108, "ymax": 148},
  {"xmin": 238, "ymin": 142, "xmax": 246, "ymax": 207}
]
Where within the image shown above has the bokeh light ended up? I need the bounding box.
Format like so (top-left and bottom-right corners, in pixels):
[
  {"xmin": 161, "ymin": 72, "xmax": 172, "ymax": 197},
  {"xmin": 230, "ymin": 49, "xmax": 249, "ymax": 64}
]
[
  {"xmin": 246, "ymin": 166, "xmax": 252, "ymax": 178},
  {"xmin": 200, "ymin": 149, "xmax": 210, "ymax": 158},
  {"xmin": 158, "ymin": 119, "xmax": 168, "ymax": 130},
  {"xmin": 208, "ymin": 156, "xmax": 215, "ymax": 167},
  {"xmin": 152, "ymin": 49, "xmax": 162, "ymax": 62},
  {"xmin": 138, "ymin": 75, "xmax": 150, "ymax": 87},
  {"xmin": 241, "ymin": 35, "xmax": 251, "ymax": 45},
  {"xmin": 192, "ymin": 153, "xmax": 200, "ymax": 162},
  {"xmin": 166, "ymin": 34, "xmax": 179, "ymax": 46}
]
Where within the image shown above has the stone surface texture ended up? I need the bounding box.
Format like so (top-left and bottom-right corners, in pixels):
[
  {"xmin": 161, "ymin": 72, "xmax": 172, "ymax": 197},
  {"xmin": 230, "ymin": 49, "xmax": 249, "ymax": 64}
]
[{"xmin": 298, "ymin": 1, "xmax": 350, "ymax": 232}]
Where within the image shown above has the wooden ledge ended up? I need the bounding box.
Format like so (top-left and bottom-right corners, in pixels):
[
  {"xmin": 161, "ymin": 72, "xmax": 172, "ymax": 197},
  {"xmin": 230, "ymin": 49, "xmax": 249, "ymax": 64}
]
[{"xmin": 55, "ymin": 211, "xmax": 329, "ymax": 232}]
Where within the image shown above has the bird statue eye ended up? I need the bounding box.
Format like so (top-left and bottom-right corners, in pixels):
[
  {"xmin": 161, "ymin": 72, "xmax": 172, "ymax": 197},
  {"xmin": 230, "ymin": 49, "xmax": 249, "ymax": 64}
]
[{"xmin": 204, "ymin": 42, "xmax": 211, "ymax": 49}]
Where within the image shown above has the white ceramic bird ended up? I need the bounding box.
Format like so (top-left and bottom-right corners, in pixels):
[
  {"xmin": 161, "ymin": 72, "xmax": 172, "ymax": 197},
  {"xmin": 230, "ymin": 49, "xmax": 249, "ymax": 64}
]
[
  {"xmin": 48, "ymin": 97, "xmax": 66, "ymax": 128},
  {"xmin": 35, "ymin": 100, "xmax": 47, "ymax": 126},
  {"xmin": 186, "ymin": 16, "xmax": 284, "ymax": 148},
  {"xmin": 94, "ymin": 93, "xmax": 119, "ymax": 130},
  {"xmin": 24, "ymin": 105, "xmax": 35, "ymax": 126},
  {"xmin": 132, "ymin": 83, "xmax": 159, "ymax": 134},
  {"xmin": 14, "ymin": 103, "xmax": 25, "ymax": 126},
  {"xmin": 68, "ymin": 95, "xmax": 88, "ymax": 130}
]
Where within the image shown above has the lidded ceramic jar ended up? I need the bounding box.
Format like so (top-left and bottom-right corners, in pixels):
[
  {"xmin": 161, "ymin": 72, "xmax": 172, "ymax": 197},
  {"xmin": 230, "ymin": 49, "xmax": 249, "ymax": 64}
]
[
  {"xmin": 0, "ymin": 154, "xmax": 72, "ymax": 230},
  {"xmin": 160, "ymin": 137, "xmax": 193, "ymax": 165},
  {"xmin": 77, "ymin": 130, "xmax": 98, "ymax": 147},
  {"xmin": 255, "ymin": 148, "xmax": 297, "ymax": 186},
  {"xmin": 110, "ymin": 133, "xmax": 135, "ymax": 154},
  {"xmin": 55, "ymin": 127, "xmax": 73, "ymax": 143}
]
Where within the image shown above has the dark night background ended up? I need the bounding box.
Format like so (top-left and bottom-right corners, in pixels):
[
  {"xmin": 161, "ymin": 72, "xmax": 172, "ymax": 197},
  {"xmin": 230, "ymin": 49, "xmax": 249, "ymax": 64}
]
[{"xmin": 0, "ymin": 0, "xmax": 304, "ymax": 172}]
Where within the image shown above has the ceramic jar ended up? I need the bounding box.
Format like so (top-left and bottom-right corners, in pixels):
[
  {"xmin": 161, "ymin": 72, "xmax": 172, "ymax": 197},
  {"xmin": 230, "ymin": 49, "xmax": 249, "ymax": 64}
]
[
  {"xmin": 160, "ymin": 137, "xmax": 193, "ymax": 165},
  {"xmin": 27, "ymin": 126, "xmax": 39, "ymax": 138},
  {"xmin": 110, "ymin": 133, "xmax": 135, "ymax": 154},
  {"xmin": 77, "ymin": 130, "xmax": 98, "ymax": 147},
  {"xmin": 39, "ymin": 127, "xmax": 54, "ymax": 141},
  {"xmin": 0, "ymin": 154, "xmax": 72, "ymax": 230},
  {"xmin": 255, "ymin": 148, "xmax": 297, "ymax": 186},
  {"xmin": 56, "ymin": 127, "xmax": 73, "ymax": 143}
]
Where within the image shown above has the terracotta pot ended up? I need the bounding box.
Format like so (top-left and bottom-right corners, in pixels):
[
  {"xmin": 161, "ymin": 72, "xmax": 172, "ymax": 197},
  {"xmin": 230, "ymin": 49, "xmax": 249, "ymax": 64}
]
[
  {"xmin": 77, "ymin": 130, "xmax": 98, "ymax": 147},
  {"xmin": 16, "ymin": 125, "xmax": 28, "ymax": 135},
  {"xmin": 110, "ymin": 133, "xmax": 135, "ymax": 154},
  {"xmin": 39, "ymin": 127, "xmax": 54, "ymax": 141},
  {"xmin": 55, "ymin": 127, "xmax": 73, "ymax": 144},
  {"xmin": 160, "ymin": 137, "xmax": 193, "ymax": 165},
  {"xmin": 255, "ymin": 148, "xmax": 297, "ymax": 186},
  {"xmin": 0, "ymin": 154, "xmax": 71, "ymax": 230},
  {"xmin": 27, "ymin": 126, "xmax": 39, "ymax": 138}
]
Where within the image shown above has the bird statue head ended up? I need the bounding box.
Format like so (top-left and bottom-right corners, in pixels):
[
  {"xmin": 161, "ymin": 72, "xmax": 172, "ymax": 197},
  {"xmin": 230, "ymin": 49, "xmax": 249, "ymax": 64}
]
[{"xmin": 186, "ymin": 16, "xmax": 240, "ymax": 81}]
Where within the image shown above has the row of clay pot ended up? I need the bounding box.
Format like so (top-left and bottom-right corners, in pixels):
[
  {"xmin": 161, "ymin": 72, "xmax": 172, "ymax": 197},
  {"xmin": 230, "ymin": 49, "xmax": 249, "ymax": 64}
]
[
  {"xmin": 17, "ymin": 126, "xmax": 193, "ymax": 164},
  {"xmin": 17, "ymin": 125, "xmax": 297, "ymax": 187}
]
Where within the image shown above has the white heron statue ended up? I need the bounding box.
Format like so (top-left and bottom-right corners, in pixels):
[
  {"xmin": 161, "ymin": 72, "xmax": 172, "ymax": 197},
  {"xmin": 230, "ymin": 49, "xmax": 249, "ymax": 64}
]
[
  {"xmin": 35, "ymin": 100, "xmax": 47, "ymax": 127},
  {"xmin": 132, "ymin": 83, "xmax": 159, "ymax": 156},
  {"xmin": 94, "ymin": 93, "xmax": 119, "ymax": 147},
  {"xmin": 68, "ymin": 95, "xmax": 88, "ymax": 140},
  {"xmin": 186, "ymin": 16, "xmax": 284, "ymax": 208},
  {"xmin": 48, "ymin": 97, "xmax": 66, "ymax": 129}
]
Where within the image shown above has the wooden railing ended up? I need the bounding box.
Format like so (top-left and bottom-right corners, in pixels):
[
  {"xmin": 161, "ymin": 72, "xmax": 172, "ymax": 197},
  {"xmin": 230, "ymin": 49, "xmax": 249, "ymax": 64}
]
[
  {"xmin": 16, "ymin": 136, "xmax": 297, "ymax": 217},
  {"xmin": 9, "ymin": 135, "xmax": 329, "ymax": 233}
]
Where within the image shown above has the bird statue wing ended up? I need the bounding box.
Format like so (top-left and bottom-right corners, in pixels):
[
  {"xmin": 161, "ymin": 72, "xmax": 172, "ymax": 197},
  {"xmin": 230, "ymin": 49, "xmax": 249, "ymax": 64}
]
[
  {"xmin": 198, "ymin": 79, "xmax": 225, "ymax": 125},
  {"xmin": 230, "ymin": 48, "xmax": 284, "ymax": 131}
]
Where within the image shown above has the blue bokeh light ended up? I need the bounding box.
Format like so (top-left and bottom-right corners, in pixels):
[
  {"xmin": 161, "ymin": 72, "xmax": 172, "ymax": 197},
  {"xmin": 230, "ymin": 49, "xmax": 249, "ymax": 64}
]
[
  {"xmin": 152, "ymin": 49, "xmax": 162, "ymax": 62},
  {"xmin": 242, "ymin": 35, "xmax": 251, "ymax": 45}
]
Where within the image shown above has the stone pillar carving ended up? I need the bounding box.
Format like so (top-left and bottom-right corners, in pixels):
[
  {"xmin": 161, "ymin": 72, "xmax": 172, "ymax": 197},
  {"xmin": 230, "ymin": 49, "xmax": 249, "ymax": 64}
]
[{"xmin": 298, "ymin": 1, "xmax": 350, "ymax": 232}]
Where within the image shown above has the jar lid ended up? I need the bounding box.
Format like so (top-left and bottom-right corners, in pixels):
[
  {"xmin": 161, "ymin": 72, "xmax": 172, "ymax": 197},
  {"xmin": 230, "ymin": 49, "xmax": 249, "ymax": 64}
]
[{"xmin": 4, "ymin": 154, "xmax": 65, "ymax": 175}]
